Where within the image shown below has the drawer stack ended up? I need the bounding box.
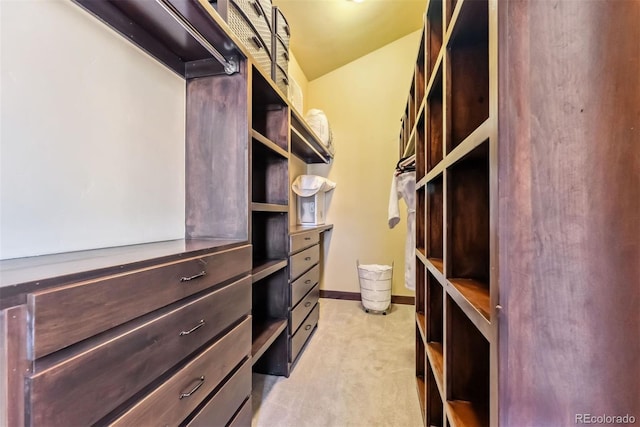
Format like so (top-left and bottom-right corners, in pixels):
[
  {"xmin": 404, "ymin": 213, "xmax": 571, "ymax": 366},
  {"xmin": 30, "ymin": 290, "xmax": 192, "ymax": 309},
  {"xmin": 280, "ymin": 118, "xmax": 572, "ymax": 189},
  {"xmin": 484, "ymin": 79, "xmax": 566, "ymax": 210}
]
[
  {"xmin": 288, "ymin": 230, "xmax": 320, "ymax": 365},
  {"xmin": 212, "ymin": 0, "xmax": 274, "ymax": 76},
  {"xmin": 5, "ymin": 244, "xmax": 253, "ymax": 427},
  {"xmin": 271, "ymin": 6, "xmax": 290, "ymax": 96}
]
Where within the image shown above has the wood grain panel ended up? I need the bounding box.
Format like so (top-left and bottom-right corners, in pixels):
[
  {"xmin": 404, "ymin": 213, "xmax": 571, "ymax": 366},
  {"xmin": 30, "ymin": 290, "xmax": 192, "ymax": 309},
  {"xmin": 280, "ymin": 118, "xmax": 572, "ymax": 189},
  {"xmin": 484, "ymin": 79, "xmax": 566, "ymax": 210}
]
[
  {"xmin": 290, "ymin": 231, "xmax": 320, "ymax": 255},
  {"xmin": 185, "ymin": 361, "xmax": 251, "ymax": 427},
  {"xmin": 427, "ymin": 175, "xmax": 444, "ymax": 260},
  {"xmin": 110, "ymin": 319, "xmax": 251, "ymax": 427},
  {"xmin": 0, "ymin": 306, "xmax": 29, "ymax": 427},
  {"xmin": 227, "ymin": 397, "xmax": 252, "ymax": 427},
  {"xmin": 446, "ymin": 298, "xmax": 489, "ymax": 425},
  {"xmin": 290, "ymin": 304, "xmax": 319, "ymax": 363},
  {"xmin": 289, "ymin": 245, "xmax": 319, "ymax": 281},
  {"xmin": 252, "ymin": 212, "xmax": 288, "ymax": 262},
  {"xmin": 497, "ymin": 0, "xmax": 640, "ymax": 424},
  {"xmin": 427, "ymin": 75, "xmax": 444, "ymax": 172},
  {"xmin": 251, "ymin": 140, "xmax": 289, "ymax": 205},
  {"xmin": 290, "ymin": 284, "xmax": 319, "ymax": 334},
  {"xmin": 186, "ymin": 71, "xmax": 249, "ymax": 240},
  {"xmin": 447, "ymin": 142, "xmax": 489, "ymax": 284},
  {"xmin": 291, "ymin": 265, "xmax": 319, "ymax": 308},
  {"xmin": 27, "ymin": 278, "xmax": 251, "ymax": 427},
  {"xmin": 29, "ymin": 245, "xmax": 251, "ymax": 359}
]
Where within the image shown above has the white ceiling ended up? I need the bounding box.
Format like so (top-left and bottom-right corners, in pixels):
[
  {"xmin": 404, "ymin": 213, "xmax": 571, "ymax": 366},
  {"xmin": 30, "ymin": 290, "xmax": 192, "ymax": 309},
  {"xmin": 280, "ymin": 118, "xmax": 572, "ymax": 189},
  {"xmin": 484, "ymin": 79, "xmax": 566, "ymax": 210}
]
[{"xmin": 273, "ymin": 0, "xmax": 427, "ymax": 80}]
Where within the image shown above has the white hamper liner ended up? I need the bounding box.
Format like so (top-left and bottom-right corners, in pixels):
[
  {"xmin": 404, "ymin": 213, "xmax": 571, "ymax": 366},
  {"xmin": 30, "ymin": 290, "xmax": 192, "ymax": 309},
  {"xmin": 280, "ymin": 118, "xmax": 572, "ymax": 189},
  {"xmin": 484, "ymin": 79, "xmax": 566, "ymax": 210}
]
[{"xmin": 357, "ymin": 263, "xmax": 393, "ymax": 313}]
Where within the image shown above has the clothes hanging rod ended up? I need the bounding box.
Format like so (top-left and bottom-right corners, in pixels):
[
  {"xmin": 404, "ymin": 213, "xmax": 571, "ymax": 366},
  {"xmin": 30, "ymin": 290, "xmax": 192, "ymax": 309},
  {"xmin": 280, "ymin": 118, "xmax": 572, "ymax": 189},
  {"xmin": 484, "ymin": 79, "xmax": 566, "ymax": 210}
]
[{"xmin": 155, "ymin": 0, "xmax": 239, "ymax": 75}]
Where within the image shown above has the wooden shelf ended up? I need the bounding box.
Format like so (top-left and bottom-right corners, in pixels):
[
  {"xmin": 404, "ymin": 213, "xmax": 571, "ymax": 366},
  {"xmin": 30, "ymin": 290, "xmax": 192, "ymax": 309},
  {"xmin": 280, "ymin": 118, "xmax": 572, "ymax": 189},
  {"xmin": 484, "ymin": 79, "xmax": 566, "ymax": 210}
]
[
  {"xmin": 446, "ymin": 400, "xmax": 487, "ymax": 427},
  {"xmin": 252, "ymin": 259, "xmax": 287, "ymax": 283},
  {"xmin": 425, "ymin": 342, "xmax": 444, "ymax": 398},
  {"xmin": 251, "ymin": 318, "xmax": 287, "ymax": 364},
  {"xmin": 449, "ymin": 278, "xmax": 490, "ymax": 322},
  {"xmin": 427, "ymin": 258, "xmax": 443, "ymax": 275},
  {"xmin": 251, "ymin": 203, "xmax": 288, "ymax": 213},
  {"xmin": 290, "ymin": 110, "xmax": 332, "ymax": 164},
  {"xmin": 252, "ymin": 130, "xmax": 288, "ymax": 159},
  {"xmin": 417, "ymin": 313, "xmax": 427, "ymax": 344}
]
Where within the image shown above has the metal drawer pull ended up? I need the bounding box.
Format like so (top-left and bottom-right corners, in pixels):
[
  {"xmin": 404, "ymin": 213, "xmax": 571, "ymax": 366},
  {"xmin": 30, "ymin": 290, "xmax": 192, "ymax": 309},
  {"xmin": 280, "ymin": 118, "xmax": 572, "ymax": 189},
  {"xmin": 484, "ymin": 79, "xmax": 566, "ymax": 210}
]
[
  {"xmin": 179, "ymin": 376, "xmax": 205, "ymax": 399},
  {"xmin": 304, "ymin": 237, "xmax": 311, "ymax": 240},
  {"xmin": 283, "ymin": 51, "xmax": 289, "ymax": 61},
  {"xmin": 179, "ymin": 319, "xmax": 205, "ymax": 336},
  {"xmin": 305, "ymin": 324, "xmax": 312, "ymax": 331},
  {"xmin": 305, "ymin": 280, "xmax": 312, "ymax": 284},
  {"xmin": 304, "ymin": 257, "xmax": 311, "ymax": 261},
  {"xmin": 283, "ymin": 77, "xmax": 289, "ymax": 86},
  {"xmin": 305, "ymin": 302, "xmax": 312, "ymax": 307},
  {"xmin": 284, "ymin": 25, "xmax": 290, "ymax": 36},
  {"xmin": 250, "ymin": 1, "xmax": 263, "ymax": 17},
  {"xmin": 180, "ymin": 271, "xmax": 206, "ymax": 282},
  {"xmin": 251, "ymin": 36, "xmax": 262, "ymax": 50}
]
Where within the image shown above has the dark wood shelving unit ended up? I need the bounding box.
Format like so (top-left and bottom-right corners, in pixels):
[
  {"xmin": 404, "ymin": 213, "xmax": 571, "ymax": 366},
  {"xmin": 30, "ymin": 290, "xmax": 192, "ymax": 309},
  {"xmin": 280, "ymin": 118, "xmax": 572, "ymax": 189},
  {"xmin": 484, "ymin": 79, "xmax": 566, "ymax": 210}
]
[
  {"xmin": 426, "ymin": 0, "xmax": 443, "ymax": 80},
  {"xmin": 416, "ymin": 330, "xmax": 427, "ymax": 421},
  {"xmin": 250, "ymin": 64, "xmax": 290, "ymax": 375},
  {"xmin": 426, "ymin": 361, "xmax": 445, "ymax": 427},
  {"xmin": 416, "ymin": 187, "xmax": 426, "ymax": 257}
]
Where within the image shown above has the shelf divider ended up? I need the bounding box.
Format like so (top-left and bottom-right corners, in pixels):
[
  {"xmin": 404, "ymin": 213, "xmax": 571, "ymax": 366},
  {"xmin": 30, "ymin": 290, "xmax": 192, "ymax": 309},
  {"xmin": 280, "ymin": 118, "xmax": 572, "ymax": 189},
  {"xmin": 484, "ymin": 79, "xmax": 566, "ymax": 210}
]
[
  {"xmin": 251, "ymin": 203, "xmax": 288, "ymax": 213},
  {"xmin": 447, "ymin": 279, "xmax": 492, "ymax": 340},
  {"xmin": 446, "ymin": 400, "xmax": 486, "ymax": 427},
  {"xmin": 425, "ymin": 342, "xmax": 444, "ymax": 399}
]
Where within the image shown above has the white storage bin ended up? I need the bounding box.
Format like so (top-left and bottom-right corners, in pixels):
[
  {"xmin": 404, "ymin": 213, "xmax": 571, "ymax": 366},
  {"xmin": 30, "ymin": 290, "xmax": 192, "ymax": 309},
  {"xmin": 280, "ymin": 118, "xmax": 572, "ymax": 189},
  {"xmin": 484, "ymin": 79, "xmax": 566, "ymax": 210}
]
[
  {"xmin": 292, "ymin": 175, "xmax": 335, "ymax": 226},
  {"xmin": 357, "ymin": 262, "xmax": 393, "ymax": 314},
  {"xmin": 297, "ymin": 191, "xmax": 325, "ymax": 225}
]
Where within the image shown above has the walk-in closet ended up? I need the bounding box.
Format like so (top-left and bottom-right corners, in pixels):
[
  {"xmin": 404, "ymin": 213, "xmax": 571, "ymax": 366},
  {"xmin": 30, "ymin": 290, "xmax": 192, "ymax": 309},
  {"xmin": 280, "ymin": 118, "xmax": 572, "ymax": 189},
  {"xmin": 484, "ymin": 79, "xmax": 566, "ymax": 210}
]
[{"xmin": 1, "ymin": 0, "xmax": 638, "ymax": 426}]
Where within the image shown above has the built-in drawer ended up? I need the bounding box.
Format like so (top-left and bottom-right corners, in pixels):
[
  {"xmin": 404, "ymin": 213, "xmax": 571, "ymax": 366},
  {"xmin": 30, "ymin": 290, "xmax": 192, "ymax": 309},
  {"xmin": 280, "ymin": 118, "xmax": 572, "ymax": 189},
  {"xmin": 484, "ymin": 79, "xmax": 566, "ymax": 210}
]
[
  {"xmin": 27, "ymin": 278, "xmax": 251, "ymax": 427},
  {"xmin": 273, "ymin": 6, "xmax": 290, "ymax": 48},
  {"xmin": 185, "ymin": 360, "xmax": 251, "ymax": 427},
  {"xmin": 290, "ymin": 230, "xmax": 319, "ymax": 254},
  {"xmin": 291, "ymin": 265, "xmax": 319, "ymax": 307},
  {"xmin": 228, "ymin": 397, "xmax": 252, "ymax": 427},
  {"xmin": 290, "ymin": 284, "xmax": 319, "ymax": 334},
  {"xmin": 290, "ymin": 303, "xmax": 319, "ymax": 363},
  {"xmin": 28, "ymin": 244, "xmax": 251, "ymax": 359},
  {"xmin": 273, "ymin": 63, "xmax": 289, "ymax": 98},
  {"xmin": 111, "ymin": 319, "xmax": 251, "ymax": 426},
  {"xmin": 215, "ymin": 0, "xmax": 272, "ymax": 75},
  {"xmin": 290, "ymin": 245, "xmax": 319, "ymax": 280}
]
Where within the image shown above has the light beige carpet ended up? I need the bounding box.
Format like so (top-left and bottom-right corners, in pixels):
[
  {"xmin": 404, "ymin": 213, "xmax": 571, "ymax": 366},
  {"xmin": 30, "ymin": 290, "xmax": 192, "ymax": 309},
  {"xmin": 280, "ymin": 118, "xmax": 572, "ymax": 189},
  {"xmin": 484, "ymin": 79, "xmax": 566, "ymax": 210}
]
[{"xmin": 252, "ymin": 298, "xmax": 423, "ymax": 427}]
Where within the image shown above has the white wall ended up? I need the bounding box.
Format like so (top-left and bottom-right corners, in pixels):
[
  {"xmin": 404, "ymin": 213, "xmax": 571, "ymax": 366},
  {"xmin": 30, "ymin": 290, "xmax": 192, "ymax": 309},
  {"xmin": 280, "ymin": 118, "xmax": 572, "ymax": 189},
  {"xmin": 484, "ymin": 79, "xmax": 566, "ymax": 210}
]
[
  {"xmin": 307, "ymin": 31, "xmax": 422, "ymax": 296},
  {"xmin": 0, "ymin": 0, "xmax": 186, "ymax": 260}
]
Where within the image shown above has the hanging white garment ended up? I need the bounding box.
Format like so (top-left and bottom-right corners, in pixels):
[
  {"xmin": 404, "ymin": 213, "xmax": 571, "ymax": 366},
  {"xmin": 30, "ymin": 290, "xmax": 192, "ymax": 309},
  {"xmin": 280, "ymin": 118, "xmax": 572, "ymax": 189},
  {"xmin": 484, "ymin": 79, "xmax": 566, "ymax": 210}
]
[{"xmin": 388, "ymin": 171, "xmax": 416, "ymax": 290}]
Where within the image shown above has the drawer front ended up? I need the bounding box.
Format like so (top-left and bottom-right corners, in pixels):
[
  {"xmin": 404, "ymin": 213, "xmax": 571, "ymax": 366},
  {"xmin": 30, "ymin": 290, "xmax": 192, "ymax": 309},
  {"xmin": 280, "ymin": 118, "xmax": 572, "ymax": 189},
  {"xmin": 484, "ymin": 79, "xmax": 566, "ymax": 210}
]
[
  {"xmin": 112, "ymin": 319, "xmax": 251, "ymax": 427},
  {"xmin": 273, "ymin": 7, "xmax": 290, "ymax": 48},
  {"xmin": 290, "ymin": 230, "xmax": 319, "ymax": 254},
  {"xmin": 291, "ymin": 265, "xmax": 319, "ymax": 307},
  {"xmin": 290, "ymin": 284, "xmax": 319, "ymax": 334},
  {"xmin": 230, "ymin": 0, "xmax": 271, "ymax": 51},
  {"xmin": 186, "ymin": 361, "xmax": 251, "ymax": 427},
  {"xmin": 290, "ymin": 304, "xmax": 319, "ymax": 363},
  {"xmin": 274, "ymin": 63, "xmax": 289, "ymax": 98},
  {"xmin": 228, "ymin": 397, "xmax": 252, "ymax": 427},
  {"xmin": 27, "ymin": 278, "xmax": 251, "ymax": 427},
  {"xmin": 226, "ymin": 2, "xmax": 272, "ymax": 76},
  {"xmin": 29, "ymin": 244, "xmax": 251, "ymax": 359},
  {"xmin": 290, "ymin": 244, "xmax": 319, "ymax": 280}
]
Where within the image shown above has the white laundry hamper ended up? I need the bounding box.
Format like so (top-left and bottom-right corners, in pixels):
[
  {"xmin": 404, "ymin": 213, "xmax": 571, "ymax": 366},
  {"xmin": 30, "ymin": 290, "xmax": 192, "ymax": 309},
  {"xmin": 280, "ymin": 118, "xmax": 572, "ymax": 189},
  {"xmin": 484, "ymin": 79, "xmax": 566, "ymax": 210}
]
[{"xmin": 357, "ymin": 261, "xmax": 393, "ymax": 314}]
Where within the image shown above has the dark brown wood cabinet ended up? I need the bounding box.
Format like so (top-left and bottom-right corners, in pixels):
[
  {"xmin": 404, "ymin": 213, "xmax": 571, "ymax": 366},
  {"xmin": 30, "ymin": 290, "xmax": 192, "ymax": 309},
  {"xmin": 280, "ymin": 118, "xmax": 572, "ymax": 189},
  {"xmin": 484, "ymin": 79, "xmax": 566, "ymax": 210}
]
[
  {"xmin": 0, "ymin": 241, "xmax": 252, "ymax": 427},
  {"xmin": 407, "ymin": 0, "xmax": 640, "ymax": 426}
]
